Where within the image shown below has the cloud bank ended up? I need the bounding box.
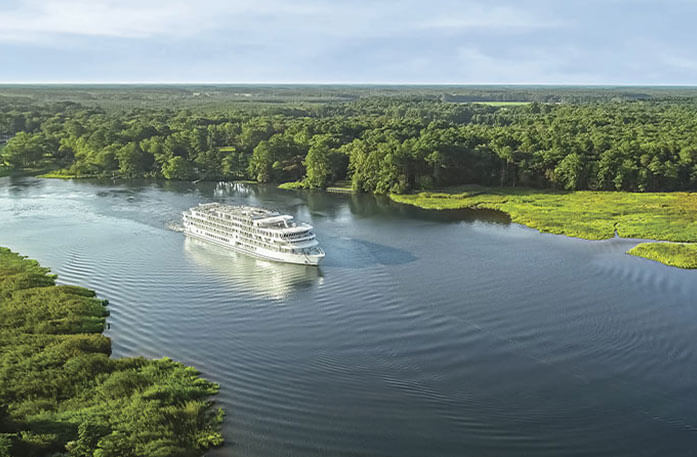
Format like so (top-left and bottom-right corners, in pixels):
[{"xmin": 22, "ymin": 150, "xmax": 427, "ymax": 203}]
[{"xmin": 1, "ymin": 0, "xmax": 696, "ymax": 84}]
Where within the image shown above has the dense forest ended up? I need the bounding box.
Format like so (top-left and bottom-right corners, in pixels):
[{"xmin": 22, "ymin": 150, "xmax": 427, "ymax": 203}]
[
  {"xmin": 0, "ymin": 248, "xmax": 223, "ymax": 457},
  {"xmin": 2, "ymin": 86, "xmax": 697, "ymax": 193}
]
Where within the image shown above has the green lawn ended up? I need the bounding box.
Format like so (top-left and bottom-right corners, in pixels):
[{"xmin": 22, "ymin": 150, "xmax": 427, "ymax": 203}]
[{"xmin": 391, "ymin": 186, "xmax": 697, "ymax": 268}]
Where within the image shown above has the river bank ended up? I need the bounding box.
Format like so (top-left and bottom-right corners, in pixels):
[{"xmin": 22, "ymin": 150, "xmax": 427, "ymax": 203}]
[
  {"xmin": 389, "ymin": 185, "xmax": 697, "ymax": 269},
  {"xmin": 278, "ymin": 180, "xmax": 354, "ymax": 193},
  {"xmin": 0, "ymin": 166, "xmax": 54, "ymax": 178},
  {"xmin": 0, "ymin": 247, "xmax": 223, "ymax": 456}
]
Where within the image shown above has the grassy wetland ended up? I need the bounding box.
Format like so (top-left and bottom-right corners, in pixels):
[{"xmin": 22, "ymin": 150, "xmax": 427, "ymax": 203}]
[
  {"xmin": 0, "ymin": 247, "xmax": 223, "ymax": 457},
  {"xmin": 391, "ymin": 186, "xmax": 697, "ymax": 268},
  {"xmin": 627, "ymin": 243, "xmax": 697, "ymax": 269}
]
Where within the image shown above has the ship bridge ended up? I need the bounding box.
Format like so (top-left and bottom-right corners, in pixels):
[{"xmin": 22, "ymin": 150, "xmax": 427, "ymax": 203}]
[{"xmin": 253, "ymin": 214, "xmax": 294, "ymax": 227}]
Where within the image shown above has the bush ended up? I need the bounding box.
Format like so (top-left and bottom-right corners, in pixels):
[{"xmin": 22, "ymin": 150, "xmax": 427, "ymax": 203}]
[{"xmin": 0, "ymin": 248, "xmax": 223, "ymax": 456}]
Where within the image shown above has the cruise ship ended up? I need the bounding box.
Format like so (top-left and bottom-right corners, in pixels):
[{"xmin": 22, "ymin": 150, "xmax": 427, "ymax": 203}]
[{"xmin": 182, "ymin": 203, "xmax": 325, "ymax": 265}]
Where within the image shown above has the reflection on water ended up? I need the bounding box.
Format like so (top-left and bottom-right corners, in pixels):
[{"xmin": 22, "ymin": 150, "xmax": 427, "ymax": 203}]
[
  {"xmin": 183, "ymin": 237, "xmax": 322, "ymax": 300},
  {"xmin": 214, "ymin": 181, "xmax": 253, "ymax": 197}
]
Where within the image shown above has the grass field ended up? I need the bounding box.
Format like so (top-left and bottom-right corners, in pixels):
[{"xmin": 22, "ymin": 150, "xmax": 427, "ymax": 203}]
[
  {"xmin": 473, "ymin": 101, "xmax": 531, "ymax": 106},
  {"xmin": 390, "ymin": 185, "xmax": 697, "ymax": 268},
  {"xmin": 627, "ymin": 243, "xmax": 697, "ymax": 269}
]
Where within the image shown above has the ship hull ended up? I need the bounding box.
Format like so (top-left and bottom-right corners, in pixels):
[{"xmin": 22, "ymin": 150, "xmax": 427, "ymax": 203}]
[{"xmin": 184, "ymin": 229, "xmax": 324, "ymax": 266}]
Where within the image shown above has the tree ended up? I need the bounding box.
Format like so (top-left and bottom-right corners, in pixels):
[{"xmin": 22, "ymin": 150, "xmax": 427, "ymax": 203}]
[
  {"xmin": 1, "ymin": 132, "xmax": 47, "ymax": 168},
  {"xmin": 162, "ymin": 156, "xmax": 194, "ymax": 180},
  {"xmin": 248, "ymin": 133, "xmax": 305, "ymax": 183},
  {"xmin": 194, "ymin": 148, "xmax": 223, "ymax": 180},
  {"xmin": 554, "ymin": 152, "xmax": 585, "ymax": 190},
  {"xmin": 116, "ymin": 142, "xmax": 146, "ymax": 178},
  {"xmin": 248, "ymin": 140, "xmax": 273, "ymax": 182},
  {"xmin": 304, "ymin": 134, "xmax": 337, "ymax": 188}
]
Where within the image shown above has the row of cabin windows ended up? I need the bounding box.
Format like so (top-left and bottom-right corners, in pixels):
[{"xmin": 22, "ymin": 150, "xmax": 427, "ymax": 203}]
[
  {"xmin": 193, "ymin": 228, "xmax": 229, "ymax": 243},
  {"xmin": 193, "ymin": 226, "xmax": 316, "ymax": 255},
  {"xmin": 193, "ymin": 220, "xmax": 273, "ymax": 248},
  {"xmin": 190, "ymin": 214, "xmax": 314, "ymax": 243},
  {"xmin": 199, "ymin": 212, "xmax": 312, "ymax": 241},
  {"xmin": 192, "ymin": 218, "xmax": 295, "ymax": 251},
  {"xmin": 198, "ymin": 227, "xmax": 315, "ymax": 255}
]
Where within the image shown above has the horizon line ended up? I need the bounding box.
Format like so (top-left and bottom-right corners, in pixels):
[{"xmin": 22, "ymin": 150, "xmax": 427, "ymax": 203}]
[{"xmin": 1, "ymin": 81, "xmax": 697, "ymax": 87}]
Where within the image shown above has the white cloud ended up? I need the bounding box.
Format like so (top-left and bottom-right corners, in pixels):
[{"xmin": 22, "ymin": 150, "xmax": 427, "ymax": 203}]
[
  {"xmin": 0, "ymin": 0, "xmax": 558, "ymax": 44},
  {"xmin": 418, "ymin": 5, "xmax": 562, "ymax": 30},
  {"xmin": 8, "ymin": 0, "xmax": 687, "ymax": 84},
  {"xmin": 0, "ymin": 0, "xmax": 326, "ymax": 42}
]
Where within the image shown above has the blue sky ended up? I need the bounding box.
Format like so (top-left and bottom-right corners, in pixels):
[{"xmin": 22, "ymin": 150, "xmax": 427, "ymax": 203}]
[{"xmin": 1, "ymin": 0, "xmax": 696, "ymax": 84}]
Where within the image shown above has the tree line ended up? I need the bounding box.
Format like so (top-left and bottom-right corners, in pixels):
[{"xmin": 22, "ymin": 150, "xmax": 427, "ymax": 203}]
[{"xmin": 2, "ymin": 97, "xmax": 697, "ymax": 193}]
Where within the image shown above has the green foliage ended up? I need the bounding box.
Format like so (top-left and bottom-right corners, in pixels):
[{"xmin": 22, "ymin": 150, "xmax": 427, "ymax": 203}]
[
  {"xmin": 116, "ymin": 142, "xmax": 148, "ymax": 178},
  {"xmin": 1, "ymin": 132, "xmax": 55, "ymax": 168},
  {"xmin": 0, "ymin": 248, "xmax": 223, "ymax": 457},
  {"xmin": 162, "ymin": 156, "xmax": 194, "ymax": 180},
  {"xmin": 391, "ymin": 187, "xmax": 697, "ymax": 268},
  {"xmin": 278, "ymin": 181, "xmax": 308, "ymax": 190},
  {"xmin": 0, "ymin": 435, "xmax": 12, "ymax": 457},
  {"xmin": 303, "ymin": 134, "xmax": 346, "ymax": 188},
  {"xmin": 3, "ymin": 87, "xmax": 697, "ymax": 193},
  {"xmin": 247, "ymin": 133, "xmax": 306, "ymax": 183},
  {"xmin": 627, "ymin": 242, "xmax": 697, "ymax": 268}
]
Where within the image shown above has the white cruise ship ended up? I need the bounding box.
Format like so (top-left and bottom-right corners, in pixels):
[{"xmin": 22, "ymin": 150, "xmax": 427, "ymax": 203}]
[{"xmin": 182, "ymin": 203, "xmax": 325, "ymax": 266}]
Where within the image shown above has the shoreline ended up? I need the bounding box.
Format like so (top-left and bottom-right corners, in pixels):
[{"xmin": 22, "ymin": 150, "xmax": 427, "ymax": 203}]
[{"xmin": 389, "ymin": 186, "xmax": 697, "ymax": 269}]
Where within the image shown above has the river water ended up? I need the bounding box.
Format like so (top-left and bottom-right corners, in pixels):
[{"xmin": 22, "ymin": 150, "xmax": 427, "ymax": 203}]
[{"xmin": 1, "ymin": 177, "xmax": 697, "ymax": 457}]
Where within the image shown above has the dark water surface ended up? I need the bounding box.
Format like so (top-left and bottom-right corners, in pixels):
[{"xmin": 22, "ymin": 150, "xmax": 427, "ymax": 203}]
[{"xmin": 2, "ymin": 177, "xmax": 697, "ymax": 457}]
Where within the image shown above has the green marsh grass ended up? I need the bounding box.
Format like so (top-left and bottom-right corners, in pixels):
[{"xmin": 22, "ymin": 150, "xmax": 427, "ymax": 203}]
[
  {"xmin": 391, "ymin": 186, "xmax": 697, "ymax": 268},
  {"xmin": 627, "ymin": 243, "xmax": 697, "ymax": 269}
]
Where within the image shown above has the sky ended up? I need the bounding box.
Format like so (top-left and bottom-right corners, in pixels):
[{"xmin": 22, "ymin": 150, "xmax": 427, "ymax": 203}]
[{"xmin": 1, "ymin": 0, "xmax": 696, "ymax": 84}]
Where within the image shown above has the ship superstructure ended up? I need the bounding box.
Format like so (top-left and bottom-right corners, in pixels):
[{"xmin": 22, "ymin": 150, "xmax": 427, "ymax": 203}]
[{"xmin": 182, "ymin": 203, "xmax": 324, "ymax": 265}]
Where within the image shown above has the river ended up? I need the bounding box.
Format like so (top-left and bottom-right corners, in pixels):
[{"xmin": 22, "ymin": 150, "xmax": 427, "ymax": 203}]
[{"xmin": 1, "ymin": 177, "xmax": 696, "ymax": 457}]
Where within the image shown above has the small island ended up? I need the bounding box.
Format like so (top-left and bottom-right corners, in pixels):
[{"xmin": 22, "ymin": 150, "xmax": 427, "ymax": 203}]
[{"xmin": 0, "ymin": 247, "xmax": 223, "ymax": 457}]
